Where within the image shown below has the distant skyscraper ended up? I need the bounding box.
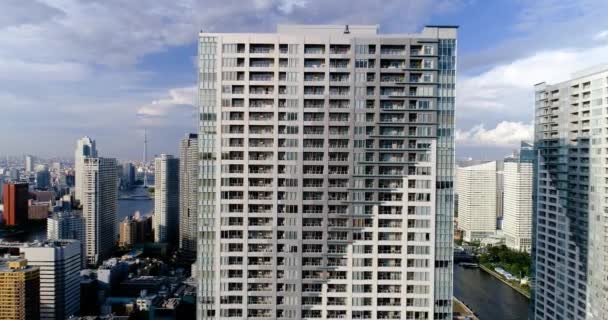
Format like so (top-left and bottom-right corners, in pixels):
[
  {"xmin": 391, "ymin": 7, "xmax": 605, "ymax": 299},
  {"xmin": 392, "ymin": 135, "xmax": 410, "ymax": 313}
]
[
  {"xmin": 47, "ymin": 211, "xmax": 86, "ymax": 266},
  {"xmin": 0, "ymin": 258, "xmax": 39, "ymax": 320},
  {"xmin": 0, "ymin": 240, "xmax": 81, "ymax": 320},
  {"xmin": 503, "ymin": 142, "xmax": 533, "ymax": 252},
  {"xmin": 533, "ymin": 67, "xmax": 608, "ymax": 319},
  {"xmin": 2, "ymin": 182, "xmax": 29, "ymax": 226},
  {"xmin": 153, "ymin": 154, "xmax": 179, "ymax": 245},
  {"xmin": 121, "ymin": 162, "xmax": 136, "ymax": 189},
  {"xmin": 24, "ymin": 155, "xmax": 34, "ymax": 174},
  {"xmin": 74, "ymin": 136, "xmax": 98, "ymax": 204},
  {"xmin": 457, "ymin": 162, "xmax": 497, "ymax": 242},
  {"xmin": 179, "ymin": 134, "xmax": 198, "ymax": 255},
  {"xmin": 196, "ymin": 24, "xmax": 457, "ymax": 319},
  {"xmin": 118, "ymin": 216, "xmax": 137, "ymax": 247},
  {"xmin": 35, "ymin": 164, "xmax": 51, "ymax": 189},
  {"xmin": 82, "ymin": 157, "xmax": 117, "ymax": 265}
]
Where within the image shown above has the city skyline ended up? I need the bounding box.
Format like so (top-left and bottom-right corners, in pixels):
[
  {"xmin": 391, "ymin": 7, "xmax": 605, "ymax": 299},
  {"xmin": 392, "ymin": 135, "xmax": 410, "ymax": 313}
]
[{"xmin": 2, "ymin": 1, "xmax": 608, "ymax": 159}]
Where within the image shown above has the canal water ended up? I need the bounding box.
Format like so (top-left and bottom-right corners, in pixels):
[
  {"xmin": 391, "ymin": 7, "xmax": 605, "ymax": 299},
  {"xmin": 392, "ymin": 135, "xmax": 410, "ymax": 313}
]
[
  {"xmin": 454, "ymin": 265, "xmax": 530, "ymax": 320},
  {"xmin": 1, "ymin": 187, "xmax": 154, "ymax": 243}
]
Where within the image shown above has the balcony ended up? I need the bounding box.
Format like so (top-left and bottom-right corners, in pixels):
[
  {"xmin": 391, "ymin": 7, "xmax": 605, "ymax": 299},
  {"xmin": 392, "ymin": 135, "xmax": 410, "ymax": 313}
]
[
  {"xmin": 250, "ymin": 58, "xmax": 274, "ymax": 68},
  {"xmin": 249, "ymin": 72, "xmax": 274, "ymax": 81},
  {"xmin": 304, "ymin": 59, "xmax": 325, "ymax": 68},
  {"xmin": 304, "ymin": 44, "xmax": 325, "ymax": 54},
  {"xmin": 329, "ymin": 87, "xmax": 350, "ymax": 96},
  {"xmin": 304, "ymin": 86, "xmax": 325, "ymax": 95},
  {"xmin": 250, "ymin": 44, "xmax": 274, "ymax": 54},
  {"xmin": 249, "ymin": 99, "xmax": 274, "ymax": 109},
  {"xmin": 381, "ymin": 45, "xmax": 406, "ymax": 55},
  {"xmin": 249, "ymin": 86, "xmax": 274, "ymax": 95},
  {"xmin": 330, "ymin": 44, "xmax": 350, "ymax": 54},
  {"xmin": 304, "ymin": 72, "xmax": 325, "ymax": 81},
  {"xmin": 380, "ymin": 59, "xmax": 406, "ymax": 69},
  {"xmin": 329, "ymin": 59, "xmax": 350, "ymax": 68}
]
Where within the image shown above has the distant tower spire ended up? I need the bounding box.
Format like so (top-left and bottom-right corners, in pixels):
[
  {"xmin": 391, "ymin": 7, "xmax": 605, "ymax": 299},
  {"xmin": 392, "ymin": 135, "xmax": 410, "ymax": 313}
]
[{"xmin": 143, "ymin": 129, "xmax": 148, "ymax": 187}]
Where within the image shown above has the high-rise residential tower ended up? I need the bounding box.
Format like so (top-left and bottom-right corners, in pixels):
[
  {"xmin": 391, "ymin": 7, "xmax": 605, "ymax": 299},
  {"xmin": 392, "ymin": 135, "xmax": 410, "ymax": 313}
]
[
  {"xmin": 196, "ymin": 24, "xmax": 457, "ymax": 320},
  {"xmin": 503, "ymin": 142, "xmax": 534, "ymax": 253},
  {"xmin": 24, "ymin": 155, "xmax": 34, "ymax": 174},
  {"xmin": 179, "ymin": 133, "xmax": 198, "ymax": 255},
  {"xmin": 456, "ymin": 161, "xmax": 497, "ymax": 242},
  {"xmin": 153, "ymin": 154, "xmax": 179, "ymax": 245},
  {"xmin": 74, "ymin": 136, "xmax": 98, "ymax": 204},
  {"xmin": 534, "ymin": 66, "xmax": 608, "ymax": 319},
  {"xmin": 82, "ymin": 157, "xmax": 117, "ymax": 265}
]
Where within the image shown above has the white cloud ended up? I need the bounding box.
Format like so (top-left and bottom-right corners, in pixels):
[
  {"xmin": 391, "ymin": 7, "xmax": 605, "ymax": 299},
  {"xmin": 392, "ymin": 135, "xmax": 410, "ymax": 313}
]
[
  {"xmin": 594, "ymin": 30, "xmax": 608, "ymax": 41},
  {"xmin": 456, "ymin": 121, "xmax": 533, "ymax": 147},
  {"xmin": 136, "ymin": 86, "xmax": 196, "ymax": 127}
]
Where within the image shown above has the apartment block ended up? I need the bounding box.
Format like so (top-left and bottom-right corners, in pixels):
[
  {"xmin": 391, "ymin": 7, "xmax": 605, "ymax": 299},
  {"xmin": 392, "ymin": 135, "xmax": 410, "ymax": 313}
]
[
  {"xmin": 534, "ymin": 66, "xmax": 608, "ymax": 319},
  {"xmin": 82, "ymin": 157, "xmax": 117, "ymax": 265},
  {"xmin": 503, "ymin": 142, "xmax": 533, "ymax": 253},
  {"xmin": 2, "ymin": 182, "xmax": 29, "ymax": 226},
  {"xmin": 196, "ymin": 24, "xmax": 457, "ymax": 320},
  {"xmin": 456, "ymin": 162, "xmax": 497, "ymax": 242},
  {"xmin": 153, "ymin": 154, "xmax": 179, "ymax": 246},
  {"xmin": 179, "ymin": 134, "xmax": 199, "ymax": 255}
]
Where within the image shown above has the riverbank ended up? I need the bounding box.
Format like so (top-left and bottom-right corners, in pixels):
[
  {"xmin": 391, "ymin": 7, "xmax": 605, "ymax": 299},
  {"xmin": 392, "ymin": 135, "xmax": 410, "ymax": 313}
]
[
  {"xmin": 480, "ymin": 264, "xmax": 531, "ymax": 299},
  {"xmin": 454, "ymin": 297, "xmax": 479, "ymax": 320}
]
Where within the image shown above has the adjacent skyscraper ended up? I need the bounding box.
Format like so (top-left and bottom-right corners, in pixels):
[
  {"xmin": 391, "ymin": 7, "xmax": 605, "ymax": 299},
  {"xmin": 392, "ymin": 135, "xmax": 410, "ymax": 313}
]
[
  {"xmin": 47, "ymin": 211, "xmax": 86, "ymax": 266},
  {"xmin": 74, "ymin": 136, "xmax": 98, "ymax": 204},
  {"xmin": 82, "ymin": 157, "xmax": 117, "ymax": 265},
  {"xmin": 0, "ymin": 258, "xmax": 39, "ymax": 320},
  {"xmin": 197, "ymin": 24, "xmax": 457, "ymax": 319},
  {"xmin": 35, "ymin": 164, "xmax": 51, "ymax": 189},
  {"xmin": 534, "ymin": 66, "xmax": 608, "ymax": 319},
  {"xmin": 0, "ymin": 240, "xmax": 81, "ymax": 320},
  {"xmin": 179, "ymin": 133, "xmax": 198, "ymax": 255},
  {"xmin": 153, "ymin": 154, "xmax": 179, "ymax": 245},
  {"xmin": 2, "ymin": 182, "xmax": 29, "ymax": 226},
  {"xmin": 502, "ymin": 142, "xmax": 533, "ymax": 252},
  {"xmin": 456, "ymin": 161, "xmax": 498, "ymax": 242}
]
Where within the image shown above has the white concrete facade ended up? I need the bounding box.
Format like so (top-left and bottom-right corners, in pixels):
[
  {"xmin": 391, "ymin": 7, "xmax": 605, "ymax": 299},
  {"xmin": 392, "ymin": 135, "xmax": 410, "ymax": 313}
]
[
  {"xmin": 196, "ymin": 24, "xmax": 457, "ymax": 320},
  {"xmin": 456, "ymin": 161, "xmax": 497, "ymax": 242},
  {"xmin": 82, "ymin": 157, "xmax": 117, "ymax": 265},
  {"xmin": 153, "ymin": 154, "xmax": 179, "ymax": 245},
  {"xmin": 534, "ymin": 66, "xmax": 608, "ymax": 320},
  {"xmin": 74, "ymin": 136, "xmax": 98, "ymax": 204},
  {"xmin": 503, "ymin": 160, "xmax": 533, "ymax": 252}
]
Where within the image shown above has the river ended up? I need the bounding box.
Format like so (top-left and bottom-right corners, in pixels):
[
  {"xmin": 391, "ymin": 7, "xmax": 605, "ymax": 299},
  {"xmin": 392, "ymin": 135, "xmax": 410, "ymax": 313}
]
[
  {"xmin": 454, "ymin": 265, "xmax": 530, "ymax": 319},
  {"xmin": 1, "ymin": 186, "xmax": 154, "ymax": 242}
]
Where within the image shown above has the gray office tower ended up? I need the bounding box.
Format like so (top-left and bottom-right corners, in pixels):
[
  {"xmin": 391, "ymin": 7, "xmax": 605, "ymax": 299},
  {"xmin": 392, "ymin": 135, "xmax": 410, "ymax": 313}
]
[
  {"xmin": 197, "ymin": 24, "xmax": 457, "ymax": 319},
  {"xmin": 179, "ymin": 133, "xmax": 198, "ymax": 255},
  {"xmin": 534, "ymin": 66, "xmax": 608, "ymax": 319}
]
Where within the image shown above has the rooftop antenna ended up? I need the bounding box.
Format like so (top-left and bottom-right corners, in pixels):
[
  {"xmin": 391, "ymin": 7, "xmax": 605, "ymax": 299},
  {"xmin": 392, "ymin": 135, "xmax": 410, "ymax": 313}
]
[
  {"xmin": 143, "ymin": 128, "xmax": 148, "ymax": 188},
  {"xmin": 344, "ymin": 24, "xmax": 350, "ymax": 34}
]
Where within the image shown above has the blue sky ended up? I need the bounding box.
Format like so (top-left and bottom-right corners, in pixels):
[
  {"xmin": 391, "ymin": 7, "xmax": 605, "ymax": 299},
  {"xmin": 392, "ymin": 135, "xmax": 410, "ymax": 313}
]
[{"xmin": 1, "ymin": 0, "xmax": 608, "ymax": 160}]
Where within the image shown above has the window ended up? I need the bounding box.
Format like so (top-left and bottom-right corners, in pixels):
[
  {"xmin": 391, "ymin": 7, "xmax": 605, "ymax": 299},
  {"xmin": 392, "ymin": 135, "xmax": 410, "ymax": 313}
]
[{"xmin": 355, "ymin": 59, "xmax": 368, "ymax": 68}]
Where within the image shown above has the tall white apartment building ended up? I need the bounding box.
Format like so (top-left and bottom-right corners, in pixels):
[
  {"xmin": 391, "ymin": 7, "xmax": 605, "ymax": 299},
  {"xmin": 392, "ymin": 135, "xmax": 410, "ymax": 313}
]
[
  {"xmin": 24, "ymin": 155, "xmax": 34, "ymax": 173},
  {"xmin": 82, "ymin": 157, "xmax": 117, "ymax": 265},
  {"xmin": 534, "ymin": 66, "xmax": 608, "ymax": 320},
  {"xmin": 456, "ymin": 161, "xmax": 497, "ymax": 242},
  {"xmin": 153, "ymin": 154, "xmax": 179, "ymax": 245},
  {"xmin": 196, "ymin": 24, "xmax": 457, "ymax": 320},
  {"xmin": 179, "ymin": 134, "xmax": 198, "ymax": 254},
  {"xmin": 0, "ymin": 240, "xmax": 81, "ymax": 320},
  {"xmin": 74, "ymin": 136, "xmax": 98, "ymax": 204},
  {"xmin": 502, "ymin": 142, "xmax": 533, "ymax": 253}
]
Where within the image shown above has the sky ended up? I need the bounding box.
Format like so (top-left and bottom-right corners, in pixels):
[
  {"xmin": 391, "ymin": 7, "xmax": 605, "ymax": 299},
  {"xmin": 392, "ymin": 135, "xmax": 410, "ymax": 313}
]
[{"xmin": 2, "ymin": 0, "xmax": 608, "ymax": 160}]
